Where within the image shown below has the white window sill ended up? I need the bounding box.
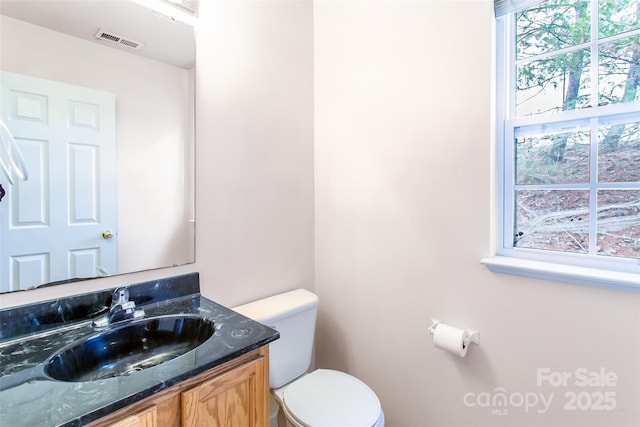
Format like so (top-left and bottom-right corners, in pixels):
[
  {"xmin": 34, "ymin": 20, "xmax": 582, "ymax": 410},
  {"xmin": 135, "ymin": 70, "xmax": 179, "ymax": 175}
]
[{"xmin": 481, "ymin": 256, "xmax": 640, "ymax": 293}]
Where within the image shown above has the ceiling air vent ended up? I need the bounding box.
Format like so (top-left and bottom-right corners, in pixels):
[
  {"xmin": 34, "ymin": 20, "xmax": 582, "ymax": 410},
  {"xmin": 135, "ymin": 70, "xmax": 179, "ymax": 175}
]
[{"xmin": 94, "ymin": 29, "xmax": 143, "ymax": 50}]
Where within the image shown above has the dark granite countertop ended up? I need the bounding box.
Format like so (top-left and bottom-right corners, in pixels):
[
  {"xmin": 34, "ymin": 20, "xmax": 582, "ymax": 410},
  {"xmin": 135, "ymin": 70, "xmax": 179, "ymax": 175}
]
[{"xmin": 0, "ymin": 273, "xmax": 279, "ymax": 427}]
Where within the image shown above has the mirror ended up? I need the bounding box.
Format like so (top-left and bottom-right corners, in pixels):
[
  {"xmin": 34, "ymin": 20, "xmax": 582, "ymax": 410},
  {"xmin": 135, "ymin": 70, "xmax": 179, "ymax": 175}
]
[{"xmin": 0, "ymin": 0, "xmax": 196, "ymax": 293}]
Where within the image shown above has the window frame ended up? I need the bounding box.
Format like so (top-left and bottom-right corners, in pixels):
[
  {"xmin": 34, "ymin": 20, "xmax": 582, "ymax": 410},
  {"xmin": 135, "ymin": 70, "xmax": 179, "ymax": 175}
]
[{"xmin": 485, "ymin": 1, "xmax": 640, "ymax": 293}]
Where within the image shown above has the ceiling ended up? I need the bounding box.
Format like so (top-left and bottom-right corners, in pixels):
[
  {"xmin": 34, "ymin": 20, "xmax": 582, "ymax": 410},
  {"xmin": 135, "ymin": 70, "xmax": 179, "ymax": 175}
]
[{"xmin": 0, "ymin": 0, "xmax": 195, "ymax": 69}]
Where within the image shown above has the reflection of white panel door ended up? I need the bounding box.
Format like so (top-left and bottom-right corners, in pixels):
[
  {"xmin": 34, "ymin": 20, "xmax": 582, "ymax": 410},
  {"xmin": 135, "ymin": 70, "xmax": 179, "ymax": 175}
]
[{"xmin": 0, "ymin": 71, "xmax": 117, "ymax": 292}]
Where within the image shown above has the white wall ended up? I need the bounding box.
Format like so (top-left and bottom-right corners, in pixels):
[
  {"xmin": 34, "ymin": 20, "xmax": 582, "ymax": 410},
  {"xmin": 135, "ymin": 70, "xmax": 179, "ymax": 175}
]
[
  {"xmin": 193, "ymin": 0, "xmax": 315, "ymax": 304},
  {"xmin": 314, "ymin": 1, "xmax": 640, "ymax": 426},
  {"xmin": 0, "ymin": 15, "xmax": 192, "ymax": 273}
]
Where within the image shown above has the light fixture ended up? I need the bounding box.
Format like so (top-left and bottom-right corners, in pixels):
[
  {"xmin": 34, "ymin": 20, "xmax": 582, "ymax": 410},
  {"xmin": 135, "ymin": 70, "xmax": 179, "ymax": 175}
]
[{"xmin": 130, "ymin": 0, "xmax": 198, "ymax": 27}]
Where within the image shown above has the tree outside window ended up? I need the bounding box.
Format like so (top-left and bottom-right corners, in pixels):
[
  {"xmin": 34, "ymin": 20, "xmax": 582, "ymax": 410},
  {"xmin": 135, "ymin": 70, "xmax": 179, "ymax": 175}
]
[{"xmin": 500, "ymin": 0, "xmax": 640, "ymax": 268}]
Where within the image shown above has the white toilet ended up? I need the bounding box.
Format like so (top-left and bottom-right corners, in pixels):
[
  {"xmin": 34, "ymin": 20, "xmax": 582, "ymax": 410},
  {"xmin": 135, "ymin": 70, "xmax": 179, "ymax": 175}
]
[{"xmin": 233, "ymin": 289, "xmax": 385, "ymax": 427}]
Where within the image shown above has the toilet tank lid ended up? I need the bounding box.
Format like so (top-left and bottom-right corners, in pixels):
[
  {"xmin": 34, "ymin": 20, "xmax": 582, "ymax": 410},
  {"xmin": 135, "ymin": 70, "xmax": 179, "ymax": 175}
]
[{"xmin": 232, "ymin": 289, "xmax": 319, "ymax": 323}]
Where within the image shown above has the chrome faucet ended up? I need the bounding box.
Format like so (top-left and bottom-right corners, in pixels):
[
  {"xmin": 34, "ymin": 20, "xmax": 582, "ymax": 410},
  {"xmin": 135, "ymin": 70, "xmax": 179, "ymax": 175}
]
[{"xmin": 92, "ymin": 286, "xmax": 145, "ymax": 329}]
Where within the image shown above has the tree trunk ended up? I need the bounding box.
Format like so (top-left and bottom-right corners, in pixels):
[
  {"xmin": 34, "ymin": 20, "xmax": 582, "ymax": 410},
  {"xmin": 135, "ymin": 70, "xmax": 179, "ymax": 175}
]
[
  {"xmin": 548, "ymin": 0, "xmax": 588, "ymax": 163},
  {"xmin": 600, "ymin": 3, "xmax": 640, "ymax": 153}
]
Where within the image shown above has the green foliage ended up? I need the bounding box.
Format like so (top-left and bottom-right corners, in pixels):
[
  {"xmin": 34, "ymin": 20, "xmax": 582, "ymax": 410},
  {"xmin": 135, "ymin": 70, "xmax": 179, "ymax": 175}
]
[
  {"xmin": 599, "ymin": 0, "xmax": 640, "ymax": 38},
  {"xmin": 515, "ymin": 0, "xmax": 639, "ymax": 113},
  {"xmin": 516, "ymin": 0, "xmax": 590, "ymax": 59}
]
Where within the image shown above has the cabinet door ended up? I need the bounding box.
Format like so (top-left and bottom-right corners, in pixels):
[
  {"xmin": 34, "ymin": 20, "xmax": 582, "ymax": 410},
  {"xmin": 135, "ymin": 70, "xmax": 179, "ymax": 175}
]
[
  {"xmin": 106, "ymin": 406, "xmax": 157, "ymax": 427},
  {"xmin": 181, "ymin": 355, "xmax": 267, "ymax": 427}
]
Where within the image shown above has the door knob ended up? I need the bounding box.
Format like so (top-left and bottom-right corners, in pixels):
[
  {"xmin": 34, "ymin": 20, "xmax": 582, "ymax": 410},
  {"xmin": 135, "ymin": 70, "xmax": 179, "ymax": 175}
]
[{"xmin": 102, "ymin": 230, "xmax": 114, "ymax": 239}]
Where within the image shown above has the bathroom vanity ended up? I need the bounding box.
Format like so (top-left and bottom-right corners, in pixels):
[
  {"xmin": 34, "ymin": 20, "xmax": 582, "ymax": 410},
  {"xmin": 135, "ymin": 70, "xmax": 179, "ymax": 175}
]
[
  {"xmin": 89, "ymin": 346, "xmax": 268, "ymax": 427},
  {"xmin": 0, "ymin": 273, "xmax": 278, "ymax": 427}
]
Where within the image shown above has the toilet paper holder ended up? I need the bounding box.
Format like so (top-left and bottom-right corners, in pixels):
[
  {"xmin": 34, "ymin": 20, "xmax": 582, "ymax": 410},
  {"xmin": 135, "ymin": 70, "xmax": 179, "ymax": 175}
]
[{"xmin": 428, "ymin": 319, "xmax": 479, "ymax": 350}]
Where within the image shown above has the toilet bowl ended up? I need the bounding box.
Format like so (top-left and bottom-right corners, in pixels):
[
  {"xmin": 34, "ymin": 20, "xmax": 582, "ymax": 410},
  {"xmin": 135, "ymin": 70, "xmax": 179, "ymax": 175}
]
[
  {"xmin": 233, "ymin": 289, "xmax": 384, "ymax": 427},
  {"xmin": 273, "ymin": 369, "xmax": 384, "ymax": 427}
]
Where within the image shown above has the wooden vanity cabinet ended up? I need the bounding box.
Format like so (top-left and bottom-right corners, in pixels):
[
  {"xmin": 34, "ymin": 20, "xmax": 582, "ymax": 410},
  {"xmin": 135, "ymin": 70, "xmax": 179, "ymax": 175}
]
[
  {"xmin": 88, "ymin": 346, "xmax": 269, "ymax": 427},
  {"xmin": 104, "ymin": 406, "xmax": 157, "ymax": 427}
]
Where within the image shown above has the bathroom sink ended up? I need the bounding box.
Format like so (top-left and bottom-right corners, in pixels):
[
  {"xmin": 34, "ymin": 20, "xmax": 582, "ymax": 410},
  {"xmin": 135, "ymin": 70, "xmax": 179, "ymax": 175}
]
[{"xmin": 45, "ymin": 315, "xmax": 215, "ymax": 382}]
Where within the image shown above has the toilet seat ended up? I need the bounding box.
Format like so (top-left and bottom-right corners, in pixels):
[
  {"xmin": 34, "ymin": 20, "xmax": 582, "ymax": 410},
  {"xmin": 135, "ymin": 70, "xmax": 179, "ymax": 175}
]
[{"xmin": 281, "ymin": 369, "xmax": 381, "ymax": 427}]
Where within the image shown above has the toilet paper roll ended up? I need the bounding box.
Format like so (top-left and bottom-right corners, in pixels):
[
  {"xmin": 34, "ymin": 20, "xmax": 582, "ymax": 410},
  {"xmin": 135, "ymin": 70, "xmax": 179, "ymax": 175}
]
[{"xmin": 433, "ymin": 323, "xmax": 470, "ymax": 357}]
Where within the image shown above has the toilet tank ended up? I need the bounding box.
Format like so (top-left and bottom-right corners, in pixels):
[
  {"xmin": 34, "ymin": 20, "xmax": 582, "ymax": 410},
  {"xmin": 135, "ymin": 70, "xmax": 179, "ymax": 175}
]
[{"xmin": 233, "ymin": 289, "xmax": 319, "ymax": 389}]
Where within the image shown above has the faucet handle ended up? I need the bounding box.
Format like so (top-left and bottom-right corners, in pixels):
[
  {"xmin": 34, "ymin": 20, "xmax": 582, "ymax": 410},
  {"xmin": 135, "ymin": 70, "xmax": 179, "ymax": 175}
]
[
  {"xmin": 112, "ymin": 287, "xmax": 130, "ymax": 305},
  {"xmin": 92, "ymin": 287, "xmax": 144, "ymax": 329}
]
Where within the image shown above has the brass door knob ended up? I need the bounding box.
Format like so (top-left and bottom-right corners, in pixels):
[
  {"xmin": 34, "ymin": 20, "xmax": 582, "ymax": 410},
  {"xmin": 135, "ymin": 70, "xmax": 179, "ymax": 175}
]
[{"xmin": 102, "ymin": 230, "xmax": 114, "ymax": 239}]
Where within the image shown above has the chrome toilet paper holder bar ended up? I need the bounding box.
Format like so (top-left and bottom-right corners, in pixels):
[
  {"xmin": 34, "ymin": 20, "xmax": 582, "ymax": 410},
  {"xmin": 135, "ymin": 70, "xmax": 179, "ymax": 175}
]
[{"xmin": 428, "ymin": 319, "xmax": 479, "ymax": 349}]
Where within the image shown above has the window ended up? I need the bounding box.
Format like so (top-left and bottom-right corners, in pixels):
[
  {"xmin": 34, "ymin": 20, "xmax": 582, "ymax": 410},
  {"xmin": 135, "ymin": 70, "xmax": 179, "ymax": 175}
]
[{"xmin": 487, "ymin": 0, "xmax": 640, "ymax": 291}]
